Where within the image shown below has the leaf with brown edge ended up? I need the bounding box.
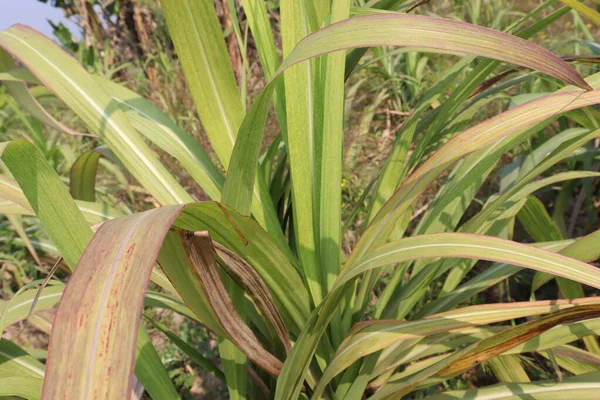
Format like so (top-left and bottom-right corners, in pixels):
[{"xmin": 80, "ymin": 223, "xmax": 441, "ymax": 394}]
[
  {"xmin": 214, "ymin": 242, "xmax": 292, "ymax": 354},
  {"xmin": 310, "ymin": 297, "xmax": 600, "ymax": 398},
  {"xmin": 372, "ymin": 306, "xmax": 600, "ymax": 399},
  {"xmin": 438, "ymin": 304, "xmax": 600, "ymax": 377},
  {"xmin": 41, "ymin": 205, "xmax": 185, "ymax": 399},
  {"xmin": 276, "ymin": 14, "xmax": 592, "ymax": 90},
  {"xmin": 179, "ymin": 230, "xmax": 284, "ymax": 376},
  {"xmin": 41, "ymin": 203, "xmax": 289, "ymax": 399}
]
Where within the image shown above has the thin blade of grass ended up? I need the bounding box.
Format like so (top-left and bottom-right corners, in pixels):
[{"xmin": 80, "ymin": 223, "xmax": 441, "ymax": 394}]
[{"xmin": 144, "ymin": 315, "xmax": 225, "ymax": 381}]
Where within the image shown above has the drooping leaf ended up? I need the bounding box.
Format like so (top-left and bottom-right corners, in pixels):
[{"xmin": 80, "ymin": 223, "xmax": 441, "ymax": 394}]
[
  {"xmin": 337, "ymin": 233, "xmax": 600, "ymax": 289},
  {"xmin": 312, "ymin": 298, "xmax": 600, "ymax": 397},
  {"xmin": 0, "ymin": 25, "xmax": 192, "ymax": 205},
  {"xmin": 1, "ymin": 140, "xmax": 178, "ymax": 399},
  {"xmin": 277, "ymin": 14, "xmax": 590, "ymax": 90},
  {"xmin": 0, "ymin": 48, "xmax": 89, "ymax": 137},
  {"xmin": 41, "ymin": 203, "xmax": 297, "ymax": 398}
]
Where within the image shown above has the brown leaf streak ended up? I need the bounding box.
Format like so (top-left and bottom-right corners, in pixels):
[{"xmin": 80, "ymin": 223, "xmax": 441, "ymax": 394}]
[
  {"xmin": 216, "ymin": 202, "xmax": 249, "ymax": 245},
  {"xmin": 439, "ymin": 305, "xmax": 600, "ymax": 377},
  {"xmin": 180, "ymin": 230, "xmax": 283, "ymax": 376},
  {"xmin": 214, "ymin": 241, "xmax": 292, "ymax": 353}
]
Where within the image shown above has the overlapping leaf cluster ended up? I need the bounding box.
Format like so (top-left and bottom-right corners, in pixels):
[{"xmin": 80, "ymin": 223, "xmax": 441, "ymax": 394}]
[{"xmin": 1, "ymin": 1, "xmax": 600, "ymax": 399}]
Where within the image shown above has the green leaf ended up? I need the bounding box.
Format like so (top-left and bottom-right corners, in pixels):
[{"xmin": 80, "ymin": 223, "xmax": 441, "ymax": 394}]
[
  {"xmin": 241, "ymin": 0, "xmax": 287, "ymax": 132},
  {"xmin": 319, "ymin": 0, "xmax": 351, "ymax": 294},
  {"xmin": 423, "ymin": 373, "xmax": 600, "ymax": 399},
  {"xmin": 518, "ymin": 196, "xmax": 565, "ymax": 242},
  {"xmin": 145, "ymin": 315, "xmax": 225, "ymax": 381},
  {"xmin": 0, "ymin": 376, "xmax": 43, "ymax": 399},
  {"xmin": 95, "ymin": 77, "xmax": 224, "ymax": 201},
  {"xmin": 337, "ymin": 233, "xmax": 600, "ymax": 289},
  {"xmin": 0, "ymin": 339, "xmax": 45, "ymax": 378},
  {"xmin": 69, "ymin": 150, "xmax": 101, "ymax": 202},
  {"xmin": 416, "ymin": 240, "xmax": 571, "ymax": 316},
  {"xmin": 159, "ymin": 0, "xmax": 244, "ymax": 169},
  {"xmin": 1, "ymin": 140, "xmax": 91, "ymax": 268},
  {"xmin": 280, "ymin": 0, "xmax": 322, "ymax": 306},
  {"xmin": 0, "ymin": 25, "xmax": 192, "ymax": 205},
  {"xmin": 1, "ymin": 140, "xmax": 178, "ymax": 399},
  {"xmin": 0, "ymin": 285, "xmax": 64, "ymax": 330}
]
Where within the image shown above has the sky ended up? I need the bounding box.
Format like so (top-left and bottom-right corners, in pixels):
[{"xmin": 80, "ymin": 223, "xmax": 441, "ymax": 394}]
[{"xmin": 0, "ymin": 0, "xmax": 80, "ymax": 40}]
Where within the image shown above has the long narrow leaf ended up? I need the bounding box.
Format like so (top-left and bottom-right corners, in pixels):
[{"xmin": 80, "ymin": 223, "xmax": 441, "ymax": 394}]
[{"xmin": 0, "ymin": 25, "xmax": 192, "ymax": 205}]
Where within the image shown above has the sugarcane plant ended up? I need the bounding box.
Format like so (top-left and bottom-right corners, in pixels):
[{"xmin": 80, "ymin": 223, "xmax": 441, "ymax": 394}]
[{"xmin": 2, "ymin": 0, "xmax": 600, "ymax": 399}]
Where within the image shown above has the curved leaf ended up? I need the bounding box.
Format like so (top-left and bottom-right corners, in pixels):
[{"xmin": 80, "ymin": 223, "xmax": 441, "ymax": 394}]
[
  {"xmin": 41, "ymin": 203, "xmax": 299, "ymax": 398},
  {"xmin": 0, "ymin": 49, "xmax": 90, "ymax": 137},
  {"xmin": 69, "ymin": 150, "xmax": 101, "ymax": 202},
  {"xmin": 0, "ymin": 25, "xmax": 192, "ymax": 205},
  {"xmin": 1, "ymin": 140, "xmax": 92, "ymax": 268},
  {"xmin": 41, "ymin": 206, "xmax": 184, "ymax": 399},
  {"xmin": 277, "ymin": 14, "xmax": 590, "ymax": 89},
  {"xmin": 0, "ymin": 339, "xmax": 45, "ymax": 378},
  {"xmin": 424, "ymin": 377, "xmax": 600, "ymax": 400},
  {"xmin": 312, "ymin": 298, "xmax": 600, "ymax": 397},
  {"xmin": 0, "ymin": 376, "xmax": 43, "ymax": 399},
  {"xmin": 337, "ymin": 233, "xmax": 600, "ymax": 289}
]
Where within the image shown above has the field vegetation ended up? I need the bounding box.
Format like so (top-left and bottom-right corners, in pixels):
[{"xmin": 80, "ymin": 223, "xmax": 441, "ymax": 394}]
[{"xmin": 1, "ymin": 0, "xmax": 600, "ymax": 399}]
